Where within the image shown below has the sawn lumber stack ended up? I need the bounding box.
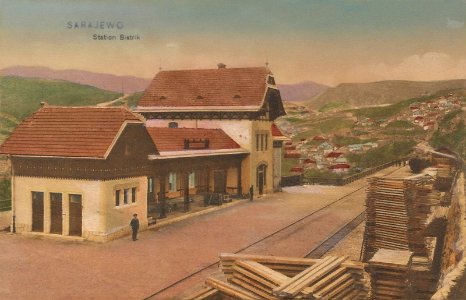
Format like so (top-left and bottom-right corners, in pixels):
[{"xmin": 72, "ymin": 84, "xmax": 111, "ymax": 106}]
[
  {"xmin": 363, "ymin": 176, "xmax": 440, "ymax": 261},
  {"xmin": 189, "ymin": 253, "xmax": 368, "ymax": 299}
]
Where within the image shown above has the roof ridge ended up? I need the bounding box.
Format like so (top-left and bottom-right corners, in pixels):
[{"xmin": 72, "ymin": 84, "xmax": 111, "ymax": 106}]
[{"xmin": 158, "ymin": 66, "xmax": 268, "ymax": 73}]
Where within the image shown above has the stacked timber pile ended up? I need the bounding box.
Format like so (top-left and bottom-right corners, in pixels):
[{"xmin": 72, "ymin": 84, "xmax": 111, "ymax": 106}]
[
  {"xmin": 411, "ymin": 256, "xmax": 437, "ymax": 299},
  {"xmin": 363, "ymin": 177, "xmax": 440, "ymax": 261},
  {"xmin": 193, "ymin": 253, "xmax": 368, "ymax": 299},
  {"xmin": 367, "ymin": 249, "xmax": 413, "ymax": 299},
  {"xmin": 433, "ymin": 157, "xmax": 457, "ymax": 193}
]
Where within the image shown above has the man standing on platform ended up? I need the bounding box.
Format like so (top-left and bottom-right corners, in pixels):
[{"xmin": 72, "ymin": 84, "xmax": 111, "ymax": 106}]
[{"xmin": 130, "ymin": 213, "xmax": 139, "ymax": 241}]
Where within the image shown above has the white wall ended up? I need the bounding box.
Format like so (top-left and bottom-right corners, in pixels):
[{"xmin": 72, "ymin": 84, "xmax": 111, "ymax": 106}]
[
  {"xmin": 12, "ymin": 176, "xmax": 147, "ymax": 242},
  {"xmin": 13, "ymin": 176, "xmax": 101, "ymax": 235}
]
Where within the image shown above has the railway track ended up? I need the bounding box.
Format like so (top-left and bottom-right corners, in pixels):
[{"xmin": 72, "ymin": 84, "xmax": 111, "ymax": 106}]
[{"xmin": 144, "ymin": 166, "xmax": 404, "ymax": 299}]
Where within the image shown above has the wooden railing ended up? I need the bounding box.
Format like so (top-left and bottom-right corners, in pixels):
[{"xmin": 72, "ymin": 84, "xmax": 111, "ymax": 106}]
[
  {"xmin": 281, "ymin": 157, "xmax": 411, "ymax": 187},
  {"xmin": 303, "ymin": 158, "xmax": 408, "ymax": 186}
]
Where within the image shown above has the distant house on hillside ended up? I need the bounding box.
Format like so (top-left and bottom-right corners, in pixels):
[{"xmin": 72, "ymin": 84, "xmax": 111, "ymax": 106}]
[
  {"xmin": 326, "ymin": 152, "xmax": 343, "ymax": 161},
  {"xmin": 334, "ymin": 157, "xmax": 348, "ymax": 164},
  {"xmin": 328, "ymin": 163, "xmax": 350, "ymax": 174},
  {"xmin": 414, "ymin": 116, "xmax": 424, "ymax": 123},
  {"xmin": 312, "ymin": 135, "xmax": 326, "ymax": 141}
]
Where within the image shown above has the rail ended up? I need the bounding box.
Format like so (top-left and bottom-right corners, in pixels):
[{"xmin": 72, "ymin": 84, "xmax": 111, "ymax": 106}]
[{"xmin": 144, "ymin": 166, "xmax": 405, "ymax": 299}]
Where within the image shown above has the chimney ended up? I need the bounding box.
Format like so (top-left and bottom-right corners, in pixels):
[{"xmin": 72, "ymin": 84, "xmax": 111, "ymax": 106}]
[{"xmin": 217, "ymin": 63, "xmax": 226, "ymax": 69}]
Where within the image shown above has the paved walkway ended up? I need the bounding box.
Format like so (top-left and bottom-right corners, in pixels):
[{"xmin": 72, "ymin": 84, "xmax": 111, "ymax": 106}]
[{"xmin": 0, "ymin": 166, "xmax": 406, "ymax": 300}]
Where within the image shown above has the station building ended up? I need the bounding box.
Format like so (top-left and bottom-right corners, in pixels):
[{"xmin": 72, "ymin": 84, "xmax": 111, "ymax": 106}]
[{"xmin": 0, "ymin": 65, "xmax": 287, "ymax": 241}]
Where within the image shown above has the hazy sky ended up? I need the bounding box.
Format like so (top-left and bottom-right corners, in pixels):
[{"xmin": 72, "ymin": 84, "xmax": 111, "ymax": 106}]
[{"xmin": 1, "ymin": 0, "xmax": 466, "ymax": 86}]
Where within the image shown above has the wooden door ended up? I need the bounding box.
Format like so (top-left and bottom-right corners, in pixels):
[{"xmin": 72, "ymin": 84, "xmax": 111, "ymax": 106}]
[
  {"xmin": 50, "ymin": 193, "xmax": 63, "ymax": 234},
  {"xmin": 213, "ymin": 170, "xmax": 226, "ymax": 193},
  {"xmin": 69, "ymin": 194, "xmax": 82, "ymax": 236},
  {"xmin": 257, "ymin": 164, "xmax": 266, "ymax": 195},
  {"xmin": 258, "ymin": 172, "xmax": 264, "ymax": 195},
  {"xmin": 32, "ymin": 192, "xmax": 44, "ymax": 232}
]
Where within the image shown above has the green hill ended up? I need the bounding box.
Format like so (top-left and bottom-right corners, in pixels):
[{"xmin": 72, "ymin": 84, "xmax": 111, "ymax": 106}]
[
  {"xmin": 0, "ymin": 76, "xmax": 122, "ymax": 119},
  {"xmin": 308, "ymin": 79, "xmax": 466, "ymax": 110}
]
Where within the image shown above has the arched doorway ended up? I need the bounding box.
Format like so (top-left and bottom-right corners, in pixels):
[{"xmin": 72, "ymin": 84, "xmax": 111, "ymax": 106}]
[{"xmin": 256, "ymin": 163, "xmax": 267, "ymax": 195}]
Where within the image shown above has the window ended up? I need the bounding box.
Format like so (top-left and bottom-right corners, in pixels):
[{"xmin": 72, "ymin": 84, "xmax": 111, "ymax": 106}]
[
  {"xmin": 255, "ymin": 132, "xmax": 270, "ymax": 152},
  {"xmin": 115, "ymin": 190, "xmax": 120, "ymax": 206},
  {"xmin": 189, "ymin": 172, "xmax": 196, "ymax": 188},
  {"xmin": 123, "ymin": 189, "xmax": 129, "ymax": 204},
  {"xmin": 168, "ymin": 122, "xmax": 178, "ymax": 128},
  {"xmin": 169, "ymin": 172, "xmax": 177, "ymax": 192},
  {"xmin": 69, "ymin": 194, "xmax": 82, "ymax": 204},
  {"xmin": 148, "ymin": 177, "xmax": 154, "ymax": 193},
  {"xmin": 131, "ymin": 188, "xmax": 136, "ymax": 203}
]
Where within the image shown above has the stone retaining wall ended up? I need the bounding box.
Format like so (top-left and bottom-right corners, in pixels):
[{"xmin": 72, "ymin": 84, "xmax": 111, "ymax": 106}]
[{"xmin": 432, "ymin": 172, "xmax": 466, "ymax": 299}]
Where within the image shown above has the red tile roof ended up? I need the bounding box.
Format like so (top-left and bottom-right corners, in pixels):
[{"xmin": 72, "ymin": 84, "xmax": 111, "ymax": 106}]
[
  {"xmin": 146, "ymin": 127, "xmax": 240, "ymax": 152},
  {"xmin": 313, "ymin": 135, "xmax": 326, "ymax": 141},
  {"xmin": 271, "ymin": 123, "xmax": 285, "ymax": 137},
  {"xmin": 326, "ymin": 152, "xmax": 343, "ymax": 158},
  {"xmin": 0, "ymin": 106, "xmax": 142, "ymax": 158},
  {"xmin": 290, "ymin": 166, "xmax": 304, "ymax": 173},
  {"xmin": 328, "ymin": 163, "xmax": 350, "ymax": 169},
  {"xmin": 284, "ymin": 151, "xmax": 301, "ymax": 158},
  {"xmin": 138, "ymin": 67, "xmax": 270, "ymax": 108}
]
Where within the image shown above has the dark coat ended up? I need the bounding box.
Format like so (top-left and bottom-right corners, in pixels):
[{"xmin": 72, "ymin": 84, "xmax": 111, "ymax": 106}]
[{"xmin": 130, "ymin": 218, "xmax": 139, "ymax": 230}]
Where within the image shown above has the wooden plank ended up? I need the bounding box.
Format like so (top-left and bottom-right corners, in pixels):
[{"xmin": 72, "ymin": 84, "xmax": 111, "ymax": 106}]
[
  {"xmin": 187, "ymin": 285, "xmax": 219, "ymax": 300},
  {"xmin": 274, "ymin": 256, "xmax": 336, "ymax": 296},
  {"xmin": 284, "ymin": 257, "xmax": 348, "ymax": 296},
  {"xmin": 230, "ymin": 277, "xmax": 278, "ymax": 300},
  {"xmin": 232, "ymin": 265, "xmax": 285, "ymax": 289},
  {"xmin": 277, "ymin": 256, "xmax": 349, "ymax": 298},
  {"xmin": 205, "ymin": 277, "xmax": 259, "ymax": 300},
  {"xmin": 314, "ymin": 273, "xmax": 352, "ymax": 297},
  {"xmin": 236, "ymin": 260, "xmax": 289, "ymax": 285}
]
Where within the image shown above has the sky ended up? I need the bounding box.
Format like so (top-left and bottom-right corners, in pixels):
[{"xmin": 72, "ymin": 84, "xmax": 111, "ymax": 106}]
[{"xmin": 1, "ymin": 0, "xmax": 466, "ymax": 86}]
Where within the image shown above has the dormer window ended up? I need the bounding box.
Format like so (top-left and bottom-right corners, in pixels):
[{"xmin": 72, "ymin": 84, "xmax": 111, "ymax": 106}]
[
  {"xmin": 159, "ymin": 96, "xmax": 166, "ymax": 100},
  {"xmin": 196, "ymin": 95, "xmax": 203, "ymax": 100},
  {"xmin": 233, "ymin": 94, "xmax": 241, "ymax": 99}
]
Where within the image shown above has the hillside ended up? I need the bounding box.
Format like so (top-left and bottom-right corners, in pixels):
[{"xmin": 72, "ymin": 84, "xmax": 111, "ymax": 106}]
[
  {"xmin": 307, "ymin": 79, "xmax": 466, "ymax": 110},
  {"xmin": 0, "ymin": 66, "xmax": 151, "ymax": 94},
  {"xmin": 0, "ymin": 76, "xmax": 122, "ymax": 142},
  {"xmin": 430, "ymin": 109, "xmax": 466, "ymax": 159},
  {"xmin": 278, "ymin": 81, "xmax": 328, "ymax": 102}
]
